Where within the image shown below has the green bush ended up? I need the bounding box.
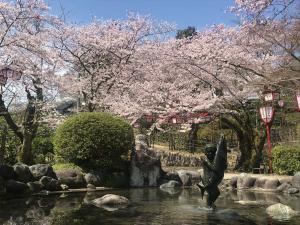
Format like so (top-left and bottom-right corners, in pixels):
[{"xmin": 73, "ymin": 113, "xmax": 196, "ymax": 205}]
[
  {"xmin": 273, "ymin": 145, "xmax": 300, "ymax": 175},
  {"xmin": 53, "ymin": 112, "xmax": 134, "ymax": 171},
  {"xmin": 32, "ymin": 125, "xmax": 55, "ymax": 164},
  {"xmin": 0, "ymin": 118, "xmax": 21, "ymax": 165}
]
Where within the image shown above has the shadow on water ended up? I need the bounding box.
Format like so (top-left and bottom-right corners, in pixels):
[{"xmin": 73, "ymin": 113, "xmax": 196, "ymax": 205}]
[{"xmin": 0, "ymin": 188, "xmax": 299, "ymax": 225}]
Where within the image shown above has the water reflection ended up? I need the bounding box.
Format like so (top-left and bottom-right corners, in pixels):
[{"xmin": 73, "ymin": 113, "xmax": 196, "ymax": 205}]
[{"xmin": 0, "ymin": 188, "xmax": 299, "ymax": 225}]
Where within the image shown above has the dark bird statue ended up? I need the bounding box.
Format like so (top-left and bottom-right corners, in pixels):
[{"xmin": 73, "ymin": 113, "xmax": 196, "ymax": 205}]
[{"xmin": 197, "ymin": 135, "xmax": 227, "ymax": 209}]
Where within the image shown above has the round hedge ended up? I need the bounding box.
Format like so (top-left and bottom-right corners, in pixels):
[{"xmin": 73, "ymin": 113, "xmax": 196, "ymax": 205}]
[
  {"xmin": 53, "ymin": 112, "xmax": 134, "ymax": 170},
  {"xmin": 273, "ymin": 145, "xmax": 300, "ymax": 175}
]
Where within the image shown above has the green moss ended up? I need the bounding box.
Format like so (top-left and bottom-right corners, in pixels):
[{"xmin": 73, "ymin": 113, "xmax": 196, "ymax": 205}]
[{"xmin": 52, "ymin": 163, "xmax": 83, "ymax": 172}]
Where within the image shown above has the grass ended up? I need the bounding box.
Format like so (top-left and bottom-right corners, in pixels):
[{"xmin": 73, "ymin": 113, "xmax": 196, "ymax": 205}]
[{"xmin": 52, "ymin": 163, "xmax": 84, "ymax": 172}]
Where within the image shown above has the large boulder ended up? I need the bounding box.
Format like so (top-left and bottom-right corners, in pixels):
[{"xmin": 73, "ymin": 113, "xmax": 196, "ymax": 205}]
[
  {"xmin": 29, "ymin": 164, "xmax": 57, "ymax": 180},
  {"xmin": 177, "ymin": 170, "xmax": 192, "ymax": 186},
  {"xmin": 27, "ymin": 181, "xmax": 43, "ymax": 193},
  {"xmin": 237, "ymin": 173, "xmax": 256, "ymax": 189},
  {"xmin": 266, "ymin": 203, "xmax": 298, "ymax": 220},
  {"xmin": 14, "ymin": 164, "xmax": 34, "ymax": 183},
  {"xmin": 287, "ymin": 188, "xmax": 299, "ymax": 194},
  {"xmin": 91, "ymin": 194, "xmax": 130, "ymax": 211},
  {"xmin": 84, "ymin": 172, "xmax": 102, "ymax": 186},
  {"xmin": 264, "ymin": 179, "xmax": 280, "ymax": 190},
  {"xmin": 39, "ymin": 176, "xmax": 61, "ymax": 191},
  {"xmin": 187, "ymin": 171, "xmax": 202, "ymax": 184},
  {"xmin": 292, "ymin": 172, "xmax": 300, "ymax": 189},
  {"xmin": 55, "ymin": 169, "xmax": 86, "ymax": 188},
  {"xmin": 0, "ymin": 165, "xmax": 16, "ymax": 180},
  {"xmin": 130, "ymin": 135, "xmax": 162, "ymax": 187},
  {"xmin": 277, "ymin": 182, "xmax": 292, "ymax": 193},
  {"xmin": 253, "ymin": 178, "xmax": 267, "ymax": 189},
  {"xmin": 230, "ymin": 176, "xmax": 238, "ymax": 189},
  {"xmin": 5, "ymin": 179, "xmax": 28, "ymax": 194},
  {"xmin": 160, "ymin": 180, "xmax": 181, "ymax": 189},
  {"xmin": 161, "ymin": 171, "xmax": 182, "ymax": 184}
]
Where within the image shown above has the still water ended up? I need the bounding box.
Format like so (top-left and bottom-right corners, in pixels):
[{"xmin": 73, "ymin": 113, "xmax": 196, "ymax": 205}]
[{"xmin": 0, "ymin": 188, "xmax": 299, "ymax": 225}]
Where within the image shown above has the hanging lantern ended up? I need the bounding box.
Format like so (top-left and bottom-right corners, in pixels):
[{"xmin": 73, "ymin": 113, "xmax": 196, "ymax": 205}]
[
  {"xmin": 259, "ymin": 106, "xmax": 275, "ymax": 124},
  {"xmin": 0, "ymin": 67, "xmax": 22, "ymax": 86},
  {"xmin": 171, "ymin": 117, "xmax": 177, "ymax": 124},
  {"xmin": 263, "ymin": 89, "xmax": 279, "ymax": 102},
  {"xmin": 278, "ymin": 100, "xmax": 284, "ymax": 108},
  {"xmin": 296, "ymin": 92, "xmax": 300, "ymax": 112}
]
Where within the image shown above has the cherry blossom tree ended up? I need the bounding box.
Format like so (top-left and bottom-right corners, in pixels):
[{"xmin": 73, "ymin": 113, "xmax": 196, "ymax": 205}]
[
  {"xmin": 0, "ymin": 0, "xmax": 63, "ymax": 164},
  {"xmin": 54, "ymin": 13, "xmax": 174, "ymax": 112}
]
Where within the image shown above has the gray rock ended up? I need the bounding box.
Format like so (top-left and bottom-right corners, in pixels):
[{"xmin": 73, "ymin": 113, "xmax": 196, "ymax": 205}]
[
  {"xmin": 91, "ymin": 194, "xmax": 130, "ymax": 211},
  {"xmin": 254, "ymin": 178, "xmax": 267, "ymax": 188},
  {"xmin": 292, "ymin": 172, "xmax": 300, "ymax": 189},
  {"xmin": 0, "ymin": 164, "xmax": 16, "ymax": 180},
  {"xmin": 160, "ymin": 180, "xmax": 181, "ymax": 189},
  {"xmin": 237, "ymin": 173, "xmax": 256, "ymax": 189},
  {"xmin": 14, "ymin": 164, "xmax": 34, "ymax": 183},
  {"xmin": 279, "ymin": 177, "xmax": 292, "ymax": 184},
  {"xmin": 287, "ymin": 188, "xmax": 299, "ymax": 194},
  {"xmin": 84, "ymin": 172, "xmax": 101, "ymax": 186},
  {"xmin": 264, "ymin": 179, "xmax": 280, "ymax": 190},
  {"xmin": 130, "ymin": 134, "xmax": 162, "ymax": 187},
  {"xmin": 29, "ymin": 164, "xmax": 57, "ymax": 180},
  {"xmin": 5, "ymin": 179, "xmax": 28, "ymax": 194},
  {"xmin": 87, "ymin": 183, "xmax": 96, "ymax": 189},
  {"xmin": 162, "ymin": 171, "xmax": 182, "ymax": 184},
  {"xmin": 55, "ymin": 169, "xmax": 86, "ymax": 188},
  {"xmin": 184, "ymin": 170, "xmax": 201, "ymax": 184},
  {"xmin": 60, "ymin": 184, "xmax": 69, "ymax": 191},
  {"xmin": 27, "ymin": 181, "xmax": 43, "ymax": 193},
  {"xmin": 230, "ymin": 176, "xmax": 238, "ymax": 188},
  {"xmin": 277, "ymin": 182, "xmax": 292, "ymax": 192},
  {"xmin": 177, "ymin": 170, "xmax": 192, "ymax": 186},
  {"xmin": 266, "ymin": 203, "xmax": 298, "ymax": 220},
  {"xmin": 39, "ymin": 176, "xmax": 61, "ymax": 191}
]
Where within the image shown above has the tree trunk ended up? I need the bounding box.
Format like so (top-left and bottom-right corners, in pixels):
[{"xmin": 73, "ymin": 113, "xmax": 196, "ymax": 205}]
[
  {"xmin": 234, "ymin": 133, "xmax": 253, "ymax": 171},
  {"xmin": 0, "ymin": 125, "xmax": 7, "ymax": 164},
  {"xmin": 19, "ymin": 130, "xmax": 34, "ymax": 165},
  {"xmin": 18, "ymin": 96, "xmax": 36, "ymax": 164},
  {"xmin": 251, "ymin": 131, "xmax": 266, "ymax": 168},
  {"xmin": 18, "ymin": 79, "xmax": 43, "ymax": 164},
  {"xmin": 188, "ymin": 123, "xmax": 199, "ymax": 153},
  {"xmin": 0, "ymin": 78, "xmax": 43, "ymax": 165}
]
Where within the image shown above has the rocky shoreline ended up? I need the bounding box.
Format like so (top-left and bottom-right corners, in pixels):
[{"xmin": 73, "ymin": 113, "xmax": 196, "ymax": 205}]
[
  {"xmin": 221, "ymin": 172, "xmax": 300, "ymax": 195},
  {"xmin": 0, "ymin": 163, "xmax": 129, "ymax": 196}
]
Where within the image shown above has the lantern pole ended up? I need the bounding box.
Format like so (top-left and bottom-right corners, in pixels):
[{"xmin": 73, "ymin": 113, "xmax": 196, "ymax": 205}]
[
  {"xmin": 259, "ymin": 106, "xmax": 275, "ymax": 174},
  {"xmin": 265, "ymin": 123, "xmax": 272, "ymax": 173}
]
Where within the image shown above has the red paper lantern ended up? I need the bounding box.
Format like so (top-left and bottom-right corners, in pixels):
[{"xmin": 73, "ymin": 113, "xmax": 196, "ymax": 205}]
[{"xmin": 296, "ymin": 92, "xmax": 300, "ymax": 112}]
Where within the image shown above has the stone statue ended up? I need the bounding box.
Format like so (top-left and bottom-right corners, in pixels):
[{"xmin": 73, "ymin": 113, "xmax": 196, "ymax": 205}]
[
  {"xmin": 130, "ymin": 134, "xmax": 162, "ymax": 187},
  {"xmin": 197, "ymin": 135, "xmax": 227, "ymax": 208}
]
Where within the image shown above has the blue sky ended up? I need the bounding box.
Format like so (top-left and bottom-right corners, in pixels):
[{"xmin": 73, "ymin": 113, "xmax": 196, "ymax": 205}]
[{"xmin": 46, "ymin": 0, "xmax": 238, "ymax": 30}]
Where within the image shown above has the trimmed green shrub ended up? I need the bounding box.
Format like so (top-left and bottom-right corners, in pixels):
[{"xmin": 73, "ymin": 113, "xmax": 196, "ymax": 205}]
[
  {"xmin": 273, "ymin": 145, "xmax": 300, "ymax": 175},
  {"xmin": 53, "ymin": 112, "xmax": 134, "ymax": 171}
]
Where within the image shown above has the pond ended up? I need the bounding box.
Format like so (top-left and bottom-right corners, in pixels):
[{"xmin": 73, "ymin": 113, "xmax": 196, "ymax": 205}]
[{"xmin": 0, "ymin": 188, "xmax": 299, "ymax": 225}]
